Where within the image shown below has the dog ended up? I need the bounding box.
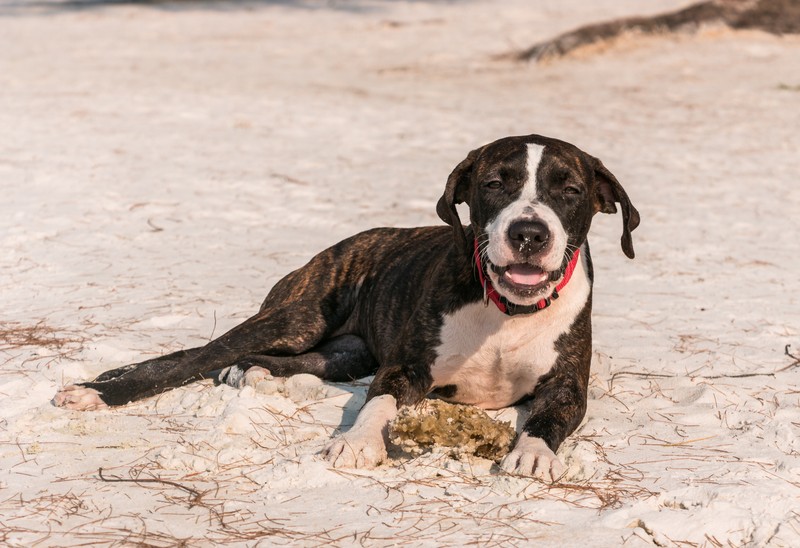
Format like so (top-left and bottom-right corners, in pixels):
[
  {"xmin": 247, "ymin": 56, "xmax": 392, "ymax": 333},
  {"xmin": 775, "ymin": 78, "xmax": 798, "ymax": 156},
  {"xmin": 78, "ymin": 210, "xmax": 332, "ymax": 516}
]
[{"xmin": 53, "ymin": 134, "xmax": 639, "ymax": 481}]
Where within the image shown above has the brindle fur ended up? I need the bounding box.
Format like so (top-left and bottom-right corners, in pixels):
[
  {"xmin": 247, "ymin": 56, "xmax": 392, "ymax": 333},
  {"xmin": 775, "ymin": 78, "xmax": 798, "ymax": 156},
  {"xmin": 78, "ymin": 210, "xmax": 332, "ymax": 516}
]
[{"xmin": 74, "ymin": 226, "xmax": 483, "ymax": 407}]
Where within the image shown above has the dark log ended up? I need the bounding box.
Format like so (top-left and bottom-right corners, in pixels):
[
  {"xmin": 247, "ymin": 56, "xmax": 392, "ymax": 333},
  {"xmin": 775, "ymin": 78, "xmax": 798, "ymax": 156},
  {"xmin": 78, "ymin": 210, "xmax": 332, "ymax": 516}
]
[{"xmin": 518, "ymin": 0, "xmax": 800, "ymax": 62}]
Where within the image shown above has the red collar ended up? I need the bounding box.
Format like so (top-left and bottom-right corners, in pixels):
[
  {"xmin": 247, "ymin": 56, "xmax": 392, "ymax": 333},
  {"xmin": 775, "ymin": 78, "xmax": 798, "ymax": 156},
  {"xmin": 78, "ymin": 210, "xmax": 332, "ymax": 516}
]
[{"xmin": 473, "ymin": 239, "xmax": 581, "ymax": 316}]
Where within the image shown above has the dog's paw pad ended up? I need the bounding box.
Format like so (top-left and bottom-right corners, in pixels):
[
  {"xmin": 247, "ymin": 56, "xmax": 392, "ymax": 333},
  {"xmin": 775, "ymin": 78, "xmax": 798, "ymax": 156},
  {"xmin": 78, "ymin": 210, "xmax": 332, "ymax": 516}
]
[
  {"xmin": 500, "ymin": 434, "xmax": 565, "ymax": 482},
  {"xmin": 242, "ymin": 366, "xmax": 271, "ymax": 388},
  {"xmin": 52, "ymin": 385, "xmax": 108, "ymax": 411}
]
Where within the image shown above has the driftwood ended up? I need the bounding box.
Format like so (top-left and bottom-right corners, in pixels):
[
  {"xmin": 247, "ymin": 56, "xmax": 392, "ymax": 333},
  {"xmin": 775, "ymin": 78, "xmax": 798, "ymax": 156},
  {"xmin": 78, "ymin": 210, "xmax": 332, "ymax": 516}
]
[{"xmin": 518, "ymin": 0, "xmax": 800, "ymax": 61}]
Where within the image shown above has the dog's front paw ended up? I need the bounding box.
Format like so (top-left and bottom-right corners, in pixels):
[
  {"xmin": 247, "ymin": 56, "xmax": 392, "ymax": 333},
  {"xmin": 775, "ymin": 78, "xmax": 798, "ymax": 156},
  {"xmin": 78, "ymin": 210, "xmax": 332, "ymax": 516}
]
[
  {"xmin": 321, "ymin": 432, "xmax": 388, "ymax": 469},
  {"xmin": 52, "ymin": 384, "xmax": 108, "ymax": 411},
  {"xmin": 321, "ymin": 394, "xmax": 397, "ymax": 469},
  {"xmin": 500, "ymin": 434, "xmax": 565, "ymax": 482}
]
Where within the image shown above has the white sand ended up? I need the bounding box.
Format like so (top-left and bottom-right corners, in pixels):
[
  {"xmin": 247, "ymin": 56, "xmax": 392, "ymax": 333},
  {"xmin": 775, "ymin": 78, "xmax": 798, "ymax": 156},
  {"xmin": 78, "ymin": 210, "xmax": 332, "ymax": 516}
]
[{"xmin": 1, "ymin": 0, "xmax": 799, "ymax": 545}]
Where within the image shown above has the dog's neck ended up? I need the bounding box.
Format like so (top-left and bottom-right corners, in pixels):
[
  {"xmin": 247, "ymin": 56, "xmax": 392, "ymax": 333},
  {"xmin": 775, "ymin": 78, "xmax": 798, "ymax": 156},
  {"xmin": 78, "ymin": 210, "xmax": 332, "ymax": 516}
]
[{"xmin": 473, "ymin": 238, "xmax": 581, "ymax": 316}]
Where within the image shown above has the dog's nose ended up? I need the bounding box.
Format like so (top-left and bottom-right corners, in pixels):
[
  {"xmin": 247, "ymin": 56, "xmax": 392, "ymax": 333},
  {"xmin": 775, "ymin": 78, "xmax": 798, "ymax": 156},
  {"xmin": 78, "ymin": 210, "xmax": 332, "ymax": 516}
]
[{"xmin": 508, "ymin": 220, "xmax": 549, "ymax": 253}]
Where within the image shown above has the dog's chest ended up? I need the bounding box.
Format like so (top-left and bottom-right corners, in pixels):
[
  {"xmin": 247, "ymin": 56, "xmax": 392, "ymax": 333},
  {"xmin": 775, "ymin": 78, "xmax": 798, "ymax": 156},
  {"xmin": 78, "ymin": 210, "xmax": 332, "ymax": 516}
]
[{"xmin": 430, "ymin": 268, "xmax": 590, "ymax": 410}]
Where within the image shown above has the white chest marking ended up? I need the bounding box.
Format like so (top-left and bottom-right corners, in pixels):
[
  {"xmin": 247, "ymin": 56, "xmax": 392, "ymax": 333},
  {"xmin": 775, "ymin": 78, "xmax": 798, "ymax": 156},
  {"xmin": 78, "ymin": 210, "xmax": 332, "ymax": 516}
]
[{"xmin": 431, "ymin": 253, "xmax": 590, "ymax": 410}]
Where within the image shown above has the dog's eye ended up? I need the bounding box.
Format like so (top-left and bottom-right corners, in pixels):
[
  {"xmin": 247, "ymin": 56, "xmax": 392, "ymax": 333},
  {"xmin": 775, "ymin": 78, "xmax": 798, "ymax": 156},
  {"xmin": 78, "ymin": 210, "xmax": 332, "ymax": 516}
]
[
  {"xmin": 484, "ymin": 180, "xmax": 503, "ymax": 190},
  {"xmin": 563, "ymin": 185, "xmax": 581, "ymax": 195}
]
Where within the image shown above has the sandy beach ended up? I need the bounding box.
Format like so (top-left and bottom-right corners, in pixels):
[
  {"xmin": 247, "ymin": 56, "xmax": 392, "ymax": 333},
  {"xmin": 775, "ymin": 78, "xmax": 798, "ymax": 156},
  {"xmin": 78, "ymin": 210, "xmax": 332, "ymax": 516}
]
[{"xmin": 1, "ymin": 0, "xmax": 799, "ymax": 545}]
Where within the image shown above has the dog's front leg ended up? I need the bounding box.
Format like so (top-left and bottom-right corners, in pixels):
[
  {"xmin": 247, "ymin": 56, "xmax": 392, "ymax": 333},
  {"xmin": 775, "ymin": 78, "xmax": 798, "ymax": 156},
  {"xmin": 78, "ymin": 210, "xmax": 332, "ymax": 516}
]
[
  {"xmin": 322, "ymin": 365, "xmax": 428, "ymax": 468},
  {"xmin": 500, "ymin": 368, "xmax": 587, "ymax": 481},
  {"xmin": 500, "ymin": 325, "xmax": 592, "ymax": 482}
]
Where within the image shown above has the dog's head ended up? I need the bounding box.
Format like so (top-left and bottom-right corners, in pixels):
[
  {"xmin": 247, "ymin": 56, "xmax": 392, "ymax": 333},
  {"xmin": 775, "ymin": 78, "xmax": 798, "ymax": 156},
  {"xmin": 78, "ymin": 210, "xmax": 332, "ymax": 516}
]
[{"xmin": 437, "ymin": 134, "xmax": 640, "ymax": 307}]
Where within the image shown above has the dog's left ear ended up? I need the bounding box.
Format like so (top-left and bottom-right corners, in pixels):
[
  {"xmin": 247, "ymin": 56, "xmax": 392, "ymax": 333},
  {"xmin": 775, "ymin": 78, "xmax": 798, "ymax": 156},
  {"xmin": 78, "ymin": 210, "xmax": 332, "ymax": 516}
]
[
  {"xmin": 437, "ymin": 146, "xmax": 483, "ymax": 255},
  {"xmin": 592, "ymin": 156, "xmax": 640, "ymax": 259}
]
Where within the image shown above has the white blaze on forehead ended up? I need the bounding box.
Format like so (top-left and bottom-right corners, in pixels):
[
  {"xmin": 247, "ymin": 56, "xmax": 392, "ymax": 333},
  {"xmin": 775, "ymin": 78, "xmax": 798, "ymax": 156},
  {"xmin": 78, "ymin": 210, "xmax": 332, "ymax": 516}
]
[{"xmin": 523, "ymin": 143, "xmax": 546, "ymax": 200}]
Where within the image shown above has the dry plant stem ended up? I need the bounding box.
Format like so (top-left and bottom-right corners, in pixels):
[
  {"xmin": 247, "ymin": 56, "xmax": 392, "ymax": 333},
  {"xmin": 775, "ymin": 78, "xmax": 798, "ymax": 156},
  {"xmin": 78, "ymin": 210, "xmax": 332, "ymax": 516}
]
[
  {"xmin": 780, "ymin": 344, "xmax": 800, "ymax": 371},
  {"xmin": 97, "ymin": 468, "xmax": 229, "ymax": 529},
  {"xmin": 611, "ymin": 346, "xmax": 799, "ymax": 381},
  {"xmin": 0, "ymin": 321, "xmax": 85, "ymax": 352}
]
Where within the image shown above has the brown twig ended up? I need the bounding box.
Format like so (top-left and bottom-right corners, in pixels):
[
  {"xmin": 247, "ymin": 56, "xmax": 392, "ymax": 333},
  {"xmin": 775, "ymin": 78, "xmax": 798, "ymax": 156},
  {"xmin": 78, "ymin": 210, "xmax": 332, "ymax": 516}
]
[
  {"xmin": 98, "ymin": 467, "xmax": 201, "ymax": 498},
  {"xmin": 611, "ymin": 369, "xmax": 781, "ymax": 381},
  {"xmin": 97, "ymin": 468, "xmax": 228, "ymax": 529},
  {"xmin": 778, "ymin": 344, "xmax": 800, "ymax": 372}
]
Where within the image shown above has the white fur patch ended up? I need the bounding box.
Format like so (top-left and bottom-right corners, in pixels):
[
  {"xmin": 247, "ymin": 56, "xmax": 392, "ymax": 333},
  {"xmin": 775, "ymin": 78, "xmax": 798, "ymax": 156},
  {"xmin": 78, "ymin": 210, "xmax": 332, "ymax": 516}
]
[
  {"xmin": 500, "ymin": 433, "xmax": 565, "ymax": 481},
  {"xmin": 322, "ymin": 394, "xmax": 397, "ymax": 469},
  {"xmin": 484, "ymin": 143, "xmax": 569, "ymax": 304},
  {"xmin": 522, "ymin": 142, "xmax": 545, "ymax": 201},
  {"xmin": 52, "ymin": 385, "xmax": 108, "ymax": 411},
  {"xmin": 431, "ymin": 252, "xmax": 590, "ymax": 410}
]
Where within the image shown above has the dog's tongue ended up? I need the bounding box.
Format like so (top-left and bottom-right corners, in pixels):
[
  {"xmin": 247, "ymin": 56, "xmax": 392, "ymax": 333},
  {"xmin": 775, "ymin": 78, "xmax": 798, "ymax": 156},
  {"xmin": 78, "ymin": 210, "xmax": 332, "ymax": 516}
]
[{"xmin": 504, "ymin": 264, "xmax": 547, "ymax": 286}]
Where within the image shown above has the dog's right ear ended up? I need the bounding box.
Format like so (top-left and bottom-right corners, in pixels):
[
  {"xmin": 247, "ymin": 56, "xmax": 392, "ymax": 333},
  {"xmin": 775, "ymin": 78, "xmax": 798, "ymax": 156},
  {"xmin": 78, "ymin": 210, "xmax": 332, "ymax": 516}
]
[{"xmin": 436, "ymin": 146, "xmax": 483, "ymax": 255}]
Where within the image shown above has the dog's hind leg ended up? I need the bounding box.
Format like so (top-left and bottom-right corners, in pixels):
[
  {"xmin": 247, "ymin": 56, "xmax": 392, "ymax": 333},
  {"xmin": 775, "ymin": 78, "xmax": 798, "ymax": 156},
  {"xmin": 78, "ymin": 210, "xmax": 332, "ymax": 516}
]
[
  {"xmin": 54, "ymin": 251, "xmax": 368, "ymax": 409},
  {"xmin": 93, "ymin": 347, "xmax": 207, "ymax": 382},
  {"xmin": 54, "ymin": 304, "xmax": 337, "ymax": 408},
  {"xmin": 220, "ymin": 334, "xmax": 378, "ymax": 388}
]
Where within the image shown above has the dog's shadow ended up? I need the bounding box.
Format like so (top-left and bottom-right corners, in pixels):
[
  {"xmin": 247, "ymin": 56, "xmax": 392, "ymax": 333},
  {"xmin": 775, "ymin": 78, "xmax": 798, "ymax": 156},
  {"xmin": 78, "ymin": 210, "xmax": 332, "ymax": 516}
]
[
  {"xmin": 488, "ymin": 400, "xmax": 532, "ymax": 435},
  {"xmin": 211, "ymin": 369, "xmax": 370, "ymax": 433},
  {"xmin": 322, "ymin": 379, "xmax": 370, "ymax": 432},
  {"xmin": 213, "ymin": 370, "xmax": 532, "ymax": 438}
]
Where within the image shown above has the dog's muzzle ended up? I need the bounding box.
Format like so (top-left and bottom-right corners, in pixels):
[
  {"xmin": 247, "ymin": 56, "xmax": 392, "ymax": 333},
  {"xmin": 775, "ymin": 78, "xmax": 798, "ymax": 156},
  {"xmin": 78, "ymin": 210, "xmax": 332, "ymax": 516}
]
[{"xmin": 474, "ymin": 238, "xmax": 581, "ymax": 316}]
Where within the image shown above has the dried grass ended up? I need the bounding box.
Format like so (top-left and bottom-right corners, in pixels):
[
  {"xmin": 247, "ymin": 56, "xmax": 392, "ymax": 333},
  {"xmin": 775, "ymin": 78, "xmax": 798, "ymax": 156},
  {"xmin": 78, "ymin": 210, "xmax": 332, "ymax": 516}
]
[{"xmin": 0, "ymin": 321, "xmax": 85, "ymax": 352}]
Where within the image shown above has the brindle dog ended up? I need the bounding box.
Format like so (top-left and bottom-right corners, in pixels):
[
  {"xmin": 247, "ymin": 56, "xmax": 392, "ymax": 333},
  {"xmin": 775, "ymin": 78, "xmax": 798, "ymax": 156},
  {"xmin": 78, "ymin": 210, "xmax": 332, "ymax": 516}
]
[{"xmin": 54, "ymin": 134, "xmax": 639, "ymax": 481}]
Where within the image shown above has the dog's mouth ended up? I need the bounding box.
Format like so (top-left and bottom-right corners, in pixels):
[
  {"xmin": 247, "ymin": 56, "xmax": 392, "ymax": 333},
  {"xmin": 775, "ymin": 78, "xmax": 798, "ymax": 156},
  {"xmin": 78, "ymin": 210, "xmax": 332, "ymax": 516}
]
[
  {"xmin": 486, "ymin": 248, "xmax": 577, "ymax": 304},
  {"xmin": 490, "ymin": 262, "xmax": 551, "ymax": 295}
]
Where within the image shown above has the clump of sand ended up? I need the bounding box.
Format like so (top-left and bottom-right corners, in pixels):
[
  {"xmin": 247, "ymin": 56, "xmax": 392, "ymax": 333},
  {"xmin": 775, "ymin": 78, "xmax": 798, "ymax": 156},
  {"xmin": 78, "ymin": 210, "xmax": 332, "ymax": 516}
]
[{"xmin": 389, "ymin": 399, "xmax": 516, "ymax": 462}]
